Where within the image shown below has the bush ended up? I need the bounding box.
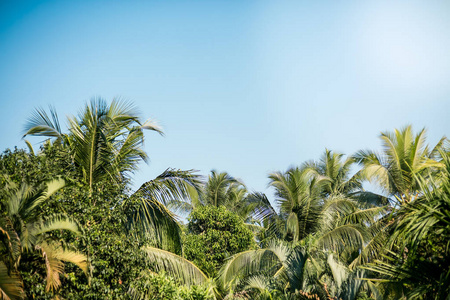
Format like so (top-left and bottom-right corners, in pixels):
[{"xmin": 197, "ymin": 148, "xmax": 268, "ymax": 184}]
[{"xmin": 184, "ymin": 206, "xmax": 256, "ymax": 277}]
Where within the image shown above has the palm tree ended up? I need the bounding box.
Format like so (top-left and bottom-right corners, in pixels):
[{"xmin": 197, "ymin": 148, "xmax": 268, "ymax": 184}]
[
  {"xmin": 354, "ymin": 125, "xmax": 446, "ymax": 205},
  {"xmin": 24, "ymin": 100, "xmax": 205, "ymax": 256},
  {"xmin": 305, "ymin": 149, "xmax": 388, "ymax": 207},
  {"xmin": 267, "ymin": 167, "xmax": 325, "ymax": 243},
  {"xmin": 365, "ymin": 150, "xmax": 450, "ymax": 299},
  {"xmin": 24, "ymin": 98, "xmax": 163, "ymax": 192},
  {"xmin": 259, "ymin": 166, "xmax": 387, "ymax": 271},
  {"xmin": 2, "ymin": 178, "xmax": 87, "ymax": 294},
  {"xmin": 267, "ymin": 166, "xmax": 375, "ymax": 248},
  {"xmin": 304, "ymin": 149, "xmax": 361, "ymax": 197}
]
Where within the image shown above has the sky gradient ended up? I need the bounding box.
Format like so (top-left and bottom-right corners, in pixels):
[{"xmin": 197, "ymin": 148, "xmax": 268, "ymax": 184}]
[{"xmin": 1, "ymin": 0, "xmax": 450, "ymax": 200}]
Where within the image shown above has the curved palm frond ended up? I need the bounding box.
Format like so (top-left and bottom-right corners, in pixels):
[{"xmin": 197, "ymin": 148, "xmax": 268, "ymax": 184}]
[
  {"xmin": 142, "ymin": 246, "xmax": 209, "ymax": 286},
  {"xmin": 6, "ymin": 178, "xmax": 65, "ymax": 222},
  {"xmin": 23, "ymin": 106, "xmax": 62, "ymax": 139},
  {"xmin": 219, "ymin": 241, "xmax": 291, "ymax": 290},
  {"xmin": 124, "ymin": 169, "xmax": 202, "ymax": 254},
  {"xmin": 243, "ymin": 275, "xmax": 274, "ymax": 298},
  {"xmin": 36, "ymin": 242, "xmax": 88, "ymax": 292},
  {"xmin": 0, "ymin": 262, "xmax": 24, "ymax": 300},
  {"xmin": 28, "ymin": 214, "xmax": 82, "ymax": 246},
  {"xmin": 314, "ymin": 224, "xmax": 366, "ymax": 252},
  {"xmin": 0, "ymin": 217, "xmax": 21, "ymax": 273}
]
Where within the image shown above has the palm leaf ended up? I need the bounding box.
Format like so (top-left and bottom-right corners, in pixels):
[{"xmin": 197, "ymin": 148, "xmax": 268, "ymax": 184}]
[
  {"xmin": 219, "ymin": 241, "xmax": 290, "ymax": 290},
  {"xmin": 0, "ymin": 262, "xmax": 24, "ymax": 300},
  {"xmin": 125, "ymin": 169, "xmax": 202, "ymax": 253},
  {"xmin": 23, "ymin": 106, "xmax": 62, "ymax": 139},
  {"xmin": 141, "ymin": 246, "xmax": 209, "ymax": 286},
  {"xmin": 37, "ymin": 242, "xmax": 88, "ymax": 292},
  {"xmin": 0, "ymin": 217, "xmax": 21, "ymax": 272},
  {"xmin": 30, "ymin": 214, "xmax": 82, "ymax": 237}
]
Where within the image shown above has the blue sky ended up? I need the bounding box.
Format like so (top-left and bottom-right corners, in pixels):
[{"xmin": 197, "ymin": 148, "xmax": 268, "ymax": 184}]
[{"xmin": 1, "ymin": 0, "xmax": 450, "ymax": 200}]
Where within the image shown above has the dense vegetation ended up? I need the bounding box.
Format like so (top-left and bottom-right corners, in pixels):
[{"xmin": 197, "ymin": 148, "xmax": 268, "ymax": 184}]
[{"xmin": 1, "ymin": 99, "xmax": 449, "ymax": 299}]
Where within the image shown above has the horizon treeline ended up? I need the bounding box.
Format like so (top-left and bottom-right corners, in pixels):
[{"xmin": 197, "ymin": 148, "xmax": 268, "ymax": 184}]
[{"xmin": 1, "ymin": 98, "xmax": 449, "ymax": 300}]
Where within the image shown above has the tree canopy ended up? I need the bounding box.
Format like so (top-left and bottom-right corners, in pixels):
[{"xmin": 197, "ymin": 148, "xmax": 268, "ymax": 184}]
[{"xmin": 0, "ymin": 100, "xmax": 448, "ymax": 299}]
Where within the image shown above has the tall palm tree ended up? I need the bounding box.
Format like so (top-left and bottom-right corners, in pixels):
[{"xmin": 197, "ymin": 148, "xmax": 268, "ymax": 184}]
[
  {"xmin": 24, "ymin": 98, "xmax": 163, "ymax": 192},
  {"xmin": 24, "ymin": 99, "xmax": 204, "ymax": 255},
  {"xmin": 354, "ymin": 125, "xmax": 446, "ymax": 205},
  {"xmin": 1, "ymin": 178, "xmax": 87, "ymax": 294}
]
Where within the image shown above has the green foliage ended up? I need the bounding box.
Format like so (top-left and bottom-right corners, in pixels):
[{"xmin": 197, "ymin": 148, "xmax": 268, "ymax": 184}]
[
  {"xmin": 30, "ymin": 182, "xmax": 151, "ymax": 299},
  {"xmin": 354, "ymin": 125, "xmax": 446, "ymax": 203},
  {"xmin": 0, "ymin": 145, "xmax": 146, "ymax": 299},
  {"xmin": 184, "ymin": 206, "xmax": 256, "ymax": 277},
  {"xmin": 4, "ymin": 112, "xmax": 450, "ymax": 300},
  {"xmin": 0, "ymin": 143, "xmax": 75, "ymax": 203},
  {"xmin": 124, "ymin": 168, "xmax": 202, "ymax": 255},
  {"xmin": 366, "ymin": 150, "xmax": 450, "ymax": 299},
  {"xmin": 128, "ymin": 271, "xmax": 212, "ymax": 300}
]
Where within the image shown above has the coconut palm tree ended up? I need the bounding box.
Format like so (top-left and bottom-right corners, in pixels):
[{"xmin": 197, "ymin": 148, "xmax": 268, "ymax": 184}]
[
  {"xmin": 354, "ymin": 125, "xmax": 446, "ymax": 205},
  {"xmin": 305, "ymin": 149, "xmax": 388, "ymax": 207},
  {"xmin": 256, "ymin": 166, "xmax": 388, "ymax": 274},
  {"xmin": 364, "ymin": 150, "xmax": 450, "ymax": 299},
  {"xmin": 267, "ymin": 166, "xmax": 377, "ymax": 248},
  {"xmin": 304, "ymin": 149, "xmax": 361, "ymax": 198},
  {"xmin": 24, "ymin": 100, "xmax": 205, "ymax": 255},
  {"xmin": 267, "ymin": 167, "xmax": 326, "ymax": 243}
]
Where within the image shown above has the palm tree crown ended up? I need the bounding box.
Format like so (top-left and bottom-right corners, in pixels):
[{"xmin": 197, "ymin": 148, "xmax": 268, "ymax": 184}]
[
  {"xmin": 354, "ymin": 125, "xmax": 446, "ymax": 204},
  {"xmin": 24, "ymin": 98, "xmax": 163, "ymax": 190}
]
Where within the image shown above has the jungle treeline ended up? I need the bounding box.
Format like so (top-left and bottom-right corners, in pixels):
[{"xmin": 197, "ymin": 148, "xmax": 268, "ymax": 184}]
[{"xmin": 1, "ymin": 99, "xmax": 449, "ymax": 300}]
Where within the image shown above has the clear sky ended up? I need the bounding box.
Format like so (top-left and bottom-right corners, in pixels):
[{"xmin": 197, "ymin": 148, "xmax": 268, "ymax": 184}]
[{"xmin": 1, "ymin": 0, "xmax": 450, "ymax": 200}]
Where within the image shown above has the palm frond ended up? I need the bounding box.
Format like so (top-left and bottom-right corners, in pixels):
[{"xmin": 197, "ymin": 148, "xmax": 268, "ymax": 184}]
[
  {"xmin": 315, "ymin": 224, "xmax": 366, "ymax": 252},
  {"xmin": 125, "ymin": 169, "xmax": 202, "ymax": 253},
  {"xmin": 30, "ymin": 214, "xmax": 82, "ymax": 237},
  {"xmin": 0, "ymin": 217, "xmax": 21, "ymax": 272},
  {"xmin": 36, "ymin": 242, "xmax": 88, "ymax": 292},
  {"xmin": 219, "ymin": 241, "xmax": 290, "ymax": 290},
  {"xmin": 142, "ymin": 246, "xmax": 209, "ymax": 286},
  {"xmin": 23, "ymin": 106, "xmax": 62, "ymax": 139},
  {"xmin": 19, "ymin": 178, "xmax": 65, "ymax": 221},
  {"xmin": 0, "ymin": 262, "xmax": 24, "ymax": 300},
  {"xmin": 124, "ymin": 194, "xmax": 182, "ymax": 254}
]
